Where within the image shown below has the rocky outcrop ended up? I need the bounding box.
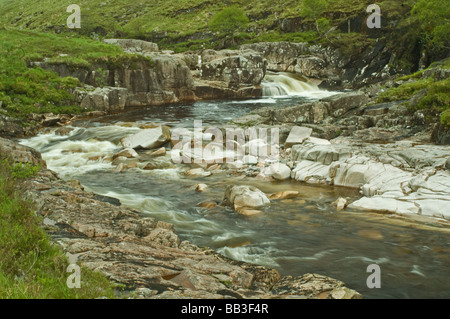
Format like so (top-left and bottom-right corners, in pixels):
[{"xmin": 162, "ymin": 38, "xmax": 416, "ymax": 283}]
[
  {"xmin": 74, "ymin": 86, "xmax": 128, "ymax": 112},
  {"xmin": 200, "ymin": 49, "xmax": 267, "ymax": 89},
  {"xmin": 289, "ymin": 137, "xmax": 450, "ymax": 220},
  {"xmin": 30, "ymin": 48, "xmax": 196, "ymax": 108},
  {"xmin": 0, "ymin": 137, "xmax": 361, "ymax": 299},
  {"xmin": 103, "ymin": 39, "xmax": 159, "ymax": 54}
]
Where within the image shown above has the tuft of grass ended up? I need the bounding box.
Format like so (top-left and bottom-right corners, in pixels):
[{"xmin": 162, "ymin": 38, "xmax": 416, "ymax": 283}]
[{"xmin": 0, "ymin": 158, "xmax": 117, "ymax": 299}]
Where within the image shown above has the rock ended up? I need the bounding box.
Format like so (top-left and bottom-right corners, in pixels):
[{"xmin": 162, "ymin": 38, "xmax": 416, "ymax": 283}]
[
  {"xmin": 196, "ymin": 200, "xmax": 218, "ymax": 209},
  {"xmin": 0, "ymin": 137, "xmax": 46, "ymax": 168},
  {"xmin": 331, "ymin": 197, "xmax": 347, "ymax": 211},
  {"xmin": 235, "ymin": 208, "xmax": 262, "ymax": 216},
  {"xmin": 446, "ymin": 158, "xmax": 450, "ymax": 170},
  {"xmin": 194, "ymin": 183, "xmax": 208, "ymax": 192},
  {"xmin": 223, "ymin": 185, "xmax": 270, "ymax": 211},
  {"xmin": 148, "ymin": 147, "xmax": 166, "ymax": 157},
  {"xmin": 103, "ymin": 39, "xmax": 159, "ymax": 53},
  {"xmin": 271, "ymin": 273, "xmax": 361, "ymax": 299},
  {"xmin": 113, "ymin": 148, "xmax": 139, "ymax": 160},
  {"xmin": 121, "ymin": 126, "xmax": 171, "ymax": 150},
  {"xmin": 74, "ymin": 86, "xmax": 128, "ymax": 112},
  {"xmin": 269, "ymin": 191, "xmax": 299, "ymax": 200},
  {"xmin": 284, "ymin": 126, "xmax": 313, "ymax": 149},
  {"xmin": 113, "ymin": 163, "xmax": 125, "ymax": 173},
  {"xmin": 321, "ymin": 91, "xmax": 370, "ymax": 117},
  {"xmin": 184, "ymin": 168, "xmax": 212, "ymax": 177},
  {"xmin": 143, "ymin": 162, "xmax": 157, "ymax": 170},
  {"xmin": 270, "ymin": 163, "xmax": 291, "ymax": 181},
  {"xmin": 200, "ymin": 49, "xmax": 266, "ymax": 89}
]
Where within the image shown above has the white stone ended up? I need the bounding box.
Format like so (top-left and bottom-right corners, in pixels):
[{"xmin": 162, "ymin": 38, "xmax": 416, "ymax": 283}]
[
  {"xmin": 284, "ymin": 126, "xmax": 312, "ymax": 149},
  {"xmin": 121, "ymin": 126, "xmax": 171, "ymax": 150}
]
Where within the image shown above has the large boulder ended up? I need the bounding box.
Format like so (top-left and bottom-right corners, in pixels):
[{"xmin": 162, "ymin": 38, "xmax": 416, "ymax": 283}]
[
  {"xmin": 121, "ymin": 126, "xmax": 171, "ymax": 150},
  {"xmin": 222, "ymin": 185, "xmax": 270, "ymax": 212},
  {"xmin": 200, "ymin": 49, "xmax": 267, "ymax": 89}
]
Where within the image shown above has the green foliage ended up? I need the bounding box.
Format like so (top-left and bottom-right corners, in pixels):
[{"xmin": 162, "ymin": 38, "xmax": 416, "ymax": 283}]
[
  {"xmin": 1, "ymin": 159, "xmax": 41, "ymax": 180},
  {"xmin": 441, "ymin": 109, "xmax": 450, "ymax": 127},
  {"xmin": 300, "ymin": 0, "xmax": 328, "ymax": 19},
  {"xmin": 0, "ymin": 159, "xmax": 117, "ymax": 299},
  {"xmin": 209, "ymin": 6, "xmax": 249, "ymax": 34},
  {"xmin": 412, "ymin": 0, "xmax": 450, "ymax": 50},
  {"xmin": 377, "ymin": 78, "xmax": 433, "ymax": 103}
]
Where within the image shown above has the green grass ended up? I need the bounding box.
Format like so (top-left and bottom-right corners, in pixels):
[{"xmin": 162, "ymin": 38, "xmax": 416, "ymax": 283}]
[
  {"xmin": 0, "ymin": 158, "xmax": 117, "ymax": 299},
  {"xmin": 377, "ymin": 64, "xmax": 450, "ymax": 126},
  {"xmin": 0, "ymin": 28, "xmax": 152, "ymax": 120}
]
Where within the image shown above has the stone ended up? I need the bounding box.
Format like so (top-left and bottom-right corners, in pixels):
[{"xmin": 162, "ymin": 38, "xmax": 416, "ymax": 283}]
[
  {"xmin": 223, "ymin": 185, "xmax": 270, "ymax": 211},
  {"xmin": 74, "ymin": 86, "xmax": 128, "ymax": 112},
  {"xmin": 148, "ymin": 147, "xmax": 166, "ymax": 157},
  {"xmin": 270, "ymin": 163, "xmax": 291, "ymax": 181},
  {"xmin": 184, "ymin": 168, "xmax": 212, "ymax": 177},
  {"xmin": 196, "ymin": 200, "xmax": 218, "ymax": 209},
  {"xmin": 121, "ymin": 126, "xmax": 171, "ymax": 150},
  {"xmin": 194, "ymin": 183, "xmax": 208, "ymax": 192},
  {"xmin": 269, "ymin": 191, "xmax": 299, "ymax": 200},
  {"xmin": 284, "ymin": 126, "xmax": 312, "ymax": 149},
  {"xmin": 113, "ymin": 148, "xmax": 139, "ymax": 160},
  {"xmin": 331, "ymin": 197, "xmax": 347, "ymax": 211},
  {"xmin": 103, "ymin": 39, "xmax": 159, "ymax": 53}
]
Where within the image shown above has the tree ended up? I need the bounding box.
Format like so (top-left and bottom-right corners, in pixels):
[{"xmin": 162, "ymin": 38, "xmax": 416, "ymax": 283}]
[{"xmin": 209, "ymin": 6, "xmax": 249, "ymax": 34}]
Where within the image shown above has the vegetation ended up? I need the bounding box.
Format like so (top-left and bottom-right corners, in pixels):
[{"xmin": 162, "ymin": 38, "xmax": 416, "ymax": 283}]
[
  {"xmin": 0, "ymin": 158, "xmax": 117, "ymax": 298},
  {"xmin": 0, "ymin": 29, "xmax": 151, "ymax": 120},
  {"xmin": 412, "ymin": 0, "xmax": 450, "ymax": 51},
  {"xmin": 377, "ymin": 60, "xmax": 450, "ymax": 126}
]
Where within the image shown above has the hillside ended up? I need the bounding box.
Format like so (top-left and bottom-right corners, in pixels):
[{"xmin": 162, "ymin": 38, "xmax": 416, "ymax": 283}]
[{"xmin": 0, "ymin": 0, "xmax": 447, "ymax": 65}]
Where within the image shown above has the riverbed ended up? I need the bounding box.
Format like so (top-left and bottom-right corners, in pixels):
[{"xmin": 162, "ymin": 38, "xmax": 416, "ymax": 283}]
[{"xmin": 21, "ymin": 95, "xmax": 450, "ymax": 299}]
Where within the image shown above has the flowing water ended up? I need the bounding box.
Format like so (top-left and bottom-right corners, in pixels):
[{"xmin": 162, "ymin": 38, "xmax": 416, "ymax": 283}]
[{"xmin": 21, "ymin": 75, "xmax": 450, "ymax": 299}]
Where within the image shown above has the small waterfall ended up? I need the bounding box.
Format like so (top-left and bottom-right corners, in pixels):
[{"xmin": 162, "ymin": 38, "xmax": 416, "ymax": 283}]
[{"xmin": 261, "ymin": 71, "xmax": 325, "ymax": 97}]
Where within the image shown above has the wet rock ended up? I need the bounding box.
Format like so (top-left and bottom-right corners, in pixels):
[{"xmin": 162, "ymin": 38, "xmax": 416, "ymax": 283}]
[
  {"xmin": 269, "ymin": 191, "xmax": 299, "ymax": 200},
  {"xmin": 194, "ymin": 183, "xmax": 208, "ymax": 192},
  {"xmin": 148, "ymin": 147, "xmax": 166, "ymax": 157},
  {"xmin": 113, "ymin": 148, "xmax": 139, "ymax": 160},
  {"xmin": 223, "ymin": 185, "xmax": 270, "ymax": 212},
  {"xmin": 331, "ymin": 197, "xmax": 347, "ymax": 211},
  {"xmin": 184, "ymin": 168, "xmax": 212, "ymax": 177},
  {"xmin": 121, "ymin": 126, "xmax": 171, "ymax": 150},
  {"xmin": 196, "ymin": 200, "xmax": 218, "ymax": 209}
]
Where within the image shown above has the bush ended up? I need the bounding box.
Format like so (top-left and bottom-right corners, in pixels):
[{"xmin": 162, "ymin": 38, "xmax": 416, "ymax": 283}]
[{"xmin": 209, "ymin": 6, "xmax": 249, "ymax": 34}]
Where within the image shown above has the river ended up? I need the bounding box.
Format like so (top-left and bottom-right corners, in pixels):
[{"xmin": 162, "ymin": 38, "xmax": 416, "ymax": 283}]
[{"xmin": 20, "ymin": 84, "xmax": 450, "ymax": 299}]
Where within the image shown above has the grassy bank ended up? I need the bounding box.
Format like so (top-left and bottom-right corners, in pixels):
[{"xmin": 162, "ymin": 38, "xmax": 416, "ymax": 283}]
[
  {"xmin": 376, "ymin": 59, "xmax": 450, "ymax": 126},
  {"xmin": 0, "ymin": 159, "xmax": 117, "ymax": 298},
  {"xmin": 0, "ymin": 28, "xmax": 151, "ymax": 122}
]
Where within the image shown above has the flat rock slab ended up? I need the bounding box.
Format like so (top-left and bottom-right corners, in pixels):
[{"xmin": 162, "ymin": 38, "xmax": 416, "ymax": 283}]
[
  {"xmin": 284, "ymin": 126, "xmax": 312, "ymax": 149},
  {"xmin": 121, "ymin": 126, "xmax": 171, "ymax": 150}
]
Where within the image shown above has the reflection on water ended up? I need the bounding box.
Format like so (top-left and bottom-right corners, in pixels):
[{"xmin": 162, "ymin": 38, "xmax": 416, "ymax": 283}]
[{"xmin": 21, "ymin": 99, "xmax": 450, "ymax": 299}]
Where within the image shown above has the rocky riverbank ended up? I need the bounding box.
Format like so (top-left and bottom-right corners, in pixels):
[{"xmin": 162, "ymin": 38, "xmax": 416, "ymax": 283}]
[{"xmin": 0, "ymin": 136, "xmax": 364, "ymax": 299}]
